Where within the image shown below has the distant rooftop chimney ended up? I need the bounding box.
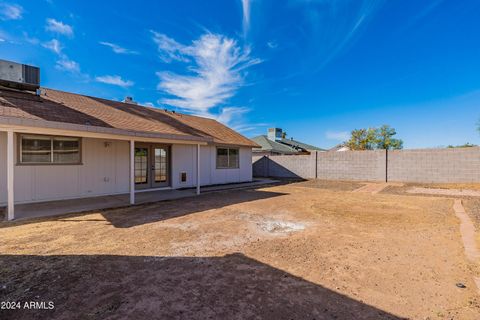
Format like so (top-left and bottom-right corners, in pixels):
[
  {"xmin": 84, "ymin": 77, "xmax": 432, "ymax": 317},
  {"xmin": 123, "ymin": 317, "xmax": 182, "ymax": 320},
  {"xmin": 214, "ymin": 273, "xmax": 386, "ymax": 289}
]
[
  {"xmin": 0, "ymin": 59, "xmax": 40, "ymax": 92},
  {"xmin": 123, "ymin": 96, "xmax": 137, "ymax": 105},
  {"xmin": 267, "ymin": 128, "xmax": 283, "ymax": 141}
]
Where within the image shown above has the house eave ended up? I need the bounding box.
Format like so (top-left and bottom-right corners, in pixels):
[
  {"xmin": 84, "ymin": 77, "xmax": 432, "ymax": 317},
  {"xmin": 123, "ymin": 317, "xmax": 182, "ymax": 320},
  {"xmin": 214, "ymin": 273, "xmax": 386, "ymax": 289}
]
[{"xmin": 0, "ymin": 116, "xmax": 211, "ymax": 145}]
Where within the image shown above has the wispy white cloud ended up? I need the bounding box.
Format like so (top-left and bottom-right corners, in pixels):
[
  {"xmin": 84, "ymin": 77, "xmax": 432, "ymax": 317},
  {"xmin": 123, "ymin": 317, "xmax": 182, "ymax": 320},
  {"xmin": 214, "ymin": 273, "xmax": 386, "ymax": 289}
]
[
  {"xmin": 151, "ymin": 31, "xmax": 189, "ymax": 63},
  {"xmin": 267, "ymin": 41, "xmax": 278, "ymax": 49},
  {"xmin": 99, "ymin": 41, "xmax": 138, "ymax": 55},
  {"xmin": 45, "ymin": 18, "xmax": 74, "ymax": 37},
  {"xmin": 218, "ymin": 107, "xmax": 268, "ymax": 133},
  {"xmin": 282, "ymin": 0, "xmax": 384, "ymax": 74},
  {"xmin": 326, "ymin": 130, "xmax": 350, "ymax": 141},
  {"xmin": 217, "ymin": 106, "xmax": 250, "ymax": 124},
  {"xmin": 22, "ymin": 32, "xmax": 39, "ymax": 45},
  {"xmin": 0, "ymin": 2, "xmax": 23, "ymax": 20},
  {"xmin": 399, "ymin": 0, "xmax": 444, "ymax": 32},
  {"xmin": 95, "ymin": 75, "xmax": 134, "ymax": 87},
  {"xmin": 56, "ymin": 58, "xmax": 80, "ymax": 73},
  {"xmin": 42, "ymin": 39, "xmax": 62, "ymax": 54},
  {"xmin": 242, "ymin": 0, "xmax": 251, "ymax": 37},
  {"xmin": 155, "ymin": 32, "xmax": 261, "ymax": 119},
  {"xmin": 40, "ymin": 38, "xmax": 79, "ymax": 74}
]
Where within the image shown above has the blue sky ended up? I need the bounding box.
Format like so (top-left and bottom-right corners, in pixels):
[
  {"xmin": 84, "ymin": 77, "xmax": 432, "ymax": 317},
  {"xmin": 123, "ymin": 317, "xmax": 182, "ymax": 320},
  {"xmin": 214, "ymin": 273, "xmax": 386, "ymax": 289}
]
[{"xmin": 1, "ymin": 0, "xmax": 479, "ymax": 148}]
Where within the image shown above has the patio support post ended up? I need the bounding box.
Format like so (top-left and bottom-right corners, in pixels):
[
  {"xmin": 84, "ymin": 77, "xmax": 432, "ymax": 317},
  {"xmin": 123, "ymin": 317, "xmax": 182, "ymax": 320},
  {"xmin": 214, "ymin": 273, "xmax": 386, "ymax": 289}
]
[
  {"xmin": 196, "ymin": 144, "xmax": 200, "ymax": 195},
  {"xmin": 7, "ymin": 129, "xmax": 14, "ymax": 220},
  {"xmin": 129, "ymin": 140, "xmax": 135, "ymax": 205}
]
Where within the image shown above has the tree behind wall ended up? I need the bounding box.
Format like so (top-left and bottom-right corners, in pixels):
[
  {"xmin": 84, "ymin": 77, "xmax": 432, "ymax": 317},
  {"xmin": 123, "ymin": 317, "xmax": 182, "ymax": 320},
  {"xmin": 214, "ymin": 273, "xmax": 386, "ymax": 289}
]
[
  {"xmin": 376, "ymin": 125, "xmax": 403, "ymax": 150},
  {"xmin": 345, "ymin": 125, "xmax": 403, "ymax": 150},
  {"xmin": 345, "ymin": 128, "xmax": 378, "ymax": 150},
  {"xmin": 447, "ymin": 143, "xmax": 477, "ymax": 148}
]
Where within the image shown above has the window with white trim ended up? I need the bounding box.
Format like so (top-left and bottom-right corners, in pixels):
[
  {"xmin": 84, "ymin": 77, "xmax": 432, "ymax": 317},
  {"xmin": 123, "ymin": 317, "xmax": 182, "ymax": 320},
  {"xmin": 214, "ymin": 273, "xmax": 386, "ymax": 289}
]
[
  {"xmin": 216, "ymin": 147, "xmax": 239, "ymax": 169},
  {"xmin": 20, "ymin": 134, "xmax": 81, "ymax": 164}
]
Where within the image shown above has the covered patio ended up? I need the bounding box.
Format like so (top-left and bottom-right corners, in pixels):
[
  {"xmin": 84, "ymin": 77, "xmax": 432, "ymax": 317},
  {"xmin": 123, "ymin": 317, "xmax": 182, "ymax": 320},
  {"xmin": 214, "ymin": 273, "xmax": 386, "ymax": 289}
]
[
  {"xmin": 0, "ymin": 118, "xmax": 208, "ymax": 221},
  {"xmin": 1, "ymin": 179, "xmax": 277, "ymax": 221}
]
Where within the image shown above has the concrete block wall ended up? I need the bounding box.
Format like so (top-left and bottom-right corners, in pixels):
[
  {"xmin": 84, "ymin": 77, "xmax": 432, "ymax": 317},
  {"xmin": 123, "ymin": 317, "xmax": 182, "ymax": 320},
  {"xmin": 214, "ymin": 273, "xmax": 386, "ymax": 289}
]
[
  {"xmin": 316, "ymin": 150, "xmax": 386, "ymax": 181},
  {"xmin": 252, "ymin": 147, "xmax": 480, "ymax": 183},
  {"xmin": 252, "ymin": 155, "xmax": 268, "ymax": 177},
  {"xmin": 388, "ymin": 147, "xmax": 480, "ymax": 183},
  {"xmin": 253, "ymin": 154, "xmax": 316, "ymax": 179}
]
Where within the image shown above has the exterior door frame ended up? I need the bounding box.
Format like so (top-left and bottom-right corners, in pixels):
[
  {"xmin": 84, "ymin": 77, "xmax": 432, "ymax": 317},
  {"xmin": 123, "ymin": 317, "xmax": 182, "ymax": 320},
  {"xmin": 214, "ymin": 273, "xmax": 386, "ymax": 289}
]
[
  {"xmin": 151, "ymin": 144, "xmax": 171, "ymax": 188},
  {"xmin": 134, "ymin": 143, "xmax": 171, "ymax": 190}
]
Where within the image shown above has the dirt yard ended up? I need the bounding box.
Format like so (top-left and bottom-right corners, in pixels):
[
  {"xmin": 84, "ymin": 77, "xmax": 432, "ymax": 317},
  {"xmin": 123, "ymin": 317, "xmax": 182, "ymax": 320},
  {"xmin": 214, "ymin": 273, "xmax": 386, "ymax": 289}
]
[
  {"xmin": 383, "ymin": 183, "xmax": 480, "ymax": 228},
  {"xmin": 1, "ymin": 182, "xmax": 479, "ymax": 319}
]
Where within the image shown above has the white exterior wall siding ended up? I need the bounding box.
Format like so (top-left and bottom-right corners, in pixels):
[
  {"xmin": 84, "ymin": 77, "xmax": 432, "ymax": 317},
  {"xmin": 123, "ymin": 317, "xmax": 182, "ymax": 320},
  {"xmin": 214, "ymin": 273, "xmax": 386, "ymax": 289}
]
[
  {"xmin": 0, "ymin": 136, "xmax": 130, "ymax": 205},
  {"xmin": 170, "ymin": 144, "xmax": 197, "ymax": 189},
  {"xmin": 205, "ymin": 145, "xmax": 252, "ymax": 186},
  {"xmin": 0, "ymin": 133, "xmax": 253, "ymax": 205},
  {"xmin": 170, "ymin": 145, "xmax": 253, "ymax": 188},
  {"xmin": 0, "ymin": 132, "xmax": 7, "ymax": 204}
]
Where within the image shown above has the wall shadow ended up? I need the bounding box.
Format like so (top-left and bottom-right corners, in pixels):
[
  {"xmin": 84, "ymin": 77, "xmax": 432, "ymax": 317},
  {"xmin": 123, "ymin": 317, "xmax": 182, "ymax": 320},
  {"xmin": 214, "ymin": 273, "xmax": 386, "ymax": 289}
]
[
  {"xmin": 253, "ymin": 156, "xmax": 307, "ymax": 180},
  {"xmin": 0, "ymin": 253, "xmax": 404, "ymax": 320},
  {"xmin": 0, "ymin": 89, "xmax": 113, "ymax": 128}
]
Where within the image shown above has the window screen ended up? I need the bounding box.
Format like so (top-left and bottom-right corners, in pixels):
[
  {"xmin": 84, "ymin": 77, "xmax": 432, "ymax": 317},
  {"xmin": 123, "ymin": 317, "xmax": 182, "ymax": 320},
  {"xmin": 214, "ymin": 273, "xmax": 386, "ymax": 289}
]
[
  {"xmin": 216, "ymin": 148, "xmax": 239, "ymax": 169},
  {"xmin": 20, "ymin": 134, "xmax": 81, "ymax": 164},
  {"xmin": 21, "ymin": 135, "xmax": 52, "ymax": 163},
  {"xmin": 53, "ymin": 137, "xmax": 81, "ymax": 163}
]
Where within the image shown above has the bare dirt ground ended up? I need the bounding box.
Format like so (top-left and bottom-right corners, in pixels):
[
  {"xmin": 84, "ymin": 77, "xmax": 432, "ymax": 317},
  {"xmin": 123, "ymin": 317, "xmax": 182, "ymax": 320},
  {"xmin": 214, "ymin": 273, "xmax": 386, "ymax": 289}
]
[
  {"xmin": 1, "ymin": 182, "xmax": 479, "ymax": 319},
  {"xmin": 383, "ymin": 183, "xmax": 480, "ymax": 196},
  {"xmin": 288, "ymin": 179, "xmax": 364, "ymax": 191},
  {"xmin": 383, "ymin": 183, "xmax": 480, "ymax": 228},
  {"xmin": 464, "ymin": 198, "xmax": 480, "ymax": 230}
]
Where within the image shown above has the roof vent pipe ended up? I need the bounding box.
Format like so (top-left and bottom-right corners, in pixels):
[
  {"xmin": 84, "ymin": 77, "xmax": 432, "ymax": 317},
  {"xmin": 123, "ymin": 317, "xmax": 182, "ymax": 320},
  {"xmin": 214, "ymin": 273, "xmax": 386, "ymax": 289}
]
[{"xmin": 123, "ymin": 96, "xmax": 137, "ymax": 105}]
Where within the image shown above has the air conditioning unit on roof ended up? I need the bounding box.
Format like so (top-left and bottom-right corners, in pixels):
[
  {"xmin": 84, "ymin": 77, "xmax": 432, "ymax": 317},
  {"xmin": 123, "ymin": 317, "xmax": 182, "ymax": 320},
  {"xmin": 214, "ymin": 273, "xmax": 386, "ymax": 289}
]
[{"xmin": 0, "ymin": 59, "xmax": 40, "ymax": 91}]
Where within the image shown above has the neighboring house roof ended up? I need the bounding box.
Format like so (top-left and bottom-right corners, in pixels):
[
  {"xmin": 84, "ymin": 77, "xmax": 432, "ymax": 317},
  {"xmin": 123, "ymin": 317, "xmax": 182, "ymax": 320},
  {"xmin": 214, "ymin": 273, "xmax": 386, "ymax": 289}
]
[
  {"xmin": 251, "ymin": 135, "xmax": 325, "ymax": 154},
  {"xmin": 250, "ymin": 135, "xmax": 300, "ymax": 154},
  {"xmin": 0, "ymin": 87, "xmax": 258, "ymax": 147},
  {"xmin": 278, "ymin": 138, "xmax": 326, "ymax": 151},
  {"xmin": 328, "ymin": 144, "xmax": 350, "ymax": 152}
]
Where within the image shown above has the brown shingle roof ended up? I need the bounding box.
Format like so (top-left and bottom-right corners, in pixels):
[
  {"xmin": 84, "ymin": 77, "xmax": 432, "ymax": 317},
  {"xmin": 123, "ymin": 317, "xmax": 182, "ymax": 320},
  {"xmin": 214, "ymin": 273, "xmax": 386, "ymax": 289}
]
[{"xmin": 0, "ymin": 87, "xmax": 258, "ymax": 147}]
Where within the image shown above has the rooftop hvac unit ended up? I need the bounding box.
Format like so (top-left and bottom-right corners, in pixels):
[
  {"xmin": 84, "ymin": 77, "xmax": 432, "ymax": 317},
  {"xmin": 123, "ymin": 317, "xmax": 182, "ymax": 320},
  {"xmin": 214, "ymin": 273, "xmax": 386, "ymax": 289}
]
[{"xmin": 0, "ymin": 59, "xmax": 40, "ymax": 91}]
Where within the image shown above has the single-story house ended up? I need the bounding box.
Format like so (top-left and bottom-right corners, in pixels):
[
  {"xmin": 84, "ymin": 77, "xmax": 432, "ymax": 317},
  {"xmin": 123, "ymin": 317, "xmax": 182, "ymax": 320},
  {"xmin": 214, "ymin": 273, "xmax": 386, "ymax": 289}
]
[
  {"xmin": 0, "ymin": 60, "xmax": 259, "ymax": 220},
  {"xmin": 251, "ymin": 128, "xmax": 325, "ymax": 156}
]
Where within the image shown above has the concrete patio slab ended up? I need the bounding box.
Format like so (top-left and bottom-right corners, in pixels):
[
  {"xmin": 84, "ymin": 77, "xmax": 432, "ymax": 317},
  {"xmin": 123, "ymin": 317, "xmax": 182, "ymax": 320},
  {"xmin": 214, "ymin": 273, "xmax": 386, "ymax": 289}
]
[{"xmin": 1, "ymin": 179, "xmax": 279, "ymax": 221}]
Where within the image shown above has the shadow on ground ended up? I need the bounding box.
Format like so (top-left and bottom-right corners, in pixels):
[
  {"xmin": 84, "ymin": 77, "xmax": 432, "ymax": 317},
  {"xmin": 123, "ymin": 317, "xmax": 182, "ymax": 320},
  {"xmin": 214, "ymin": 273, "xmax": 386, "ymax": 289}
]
[
  {"xmin": 0, "ymin": 253, "xmax": 404, "ymax": 320},
  {"xmin": 101, "ymin": 189, "xmax": 287, "ymax": 228},
  {"xmin": 1, "ymin": 189, "xmax": 287, "ymax": 229}
]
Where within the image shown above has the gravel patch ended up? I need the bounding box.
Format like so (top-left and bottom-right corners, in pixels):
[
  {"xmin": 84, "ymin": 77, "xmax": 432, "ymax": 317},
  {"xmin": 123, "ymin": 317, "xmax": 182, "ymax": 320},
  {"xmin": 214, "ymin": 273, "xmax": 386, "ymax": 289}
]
[
  {"xmin": 293, "ymin": 180, "xmax": 365, "ymax": 191},
  {"xmin": 407, "ymin": 187, "xmax": 480, "ymax": 197},
  {"xmin": 463, "ymin": 199, "xmax": 480, "ymax": 229},
  {"xmin": 258, "ymin": 220, "xmax": 306, "ymax": 234}
]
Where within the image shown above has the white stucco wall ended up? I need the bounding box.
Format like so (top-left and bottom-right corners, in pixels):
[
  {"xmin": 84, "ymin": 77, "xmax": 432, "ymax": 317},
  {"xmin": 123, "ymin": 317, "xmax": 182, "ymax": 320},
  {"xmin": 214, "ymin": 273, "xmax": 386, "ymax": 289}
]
[
  {"xmin": 0, "ymin": 135, "xmax": 129, "ymax": 205},
  {"xmin": 0, "ymin": 133, "xmax": 253, "ymax": 205}
]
